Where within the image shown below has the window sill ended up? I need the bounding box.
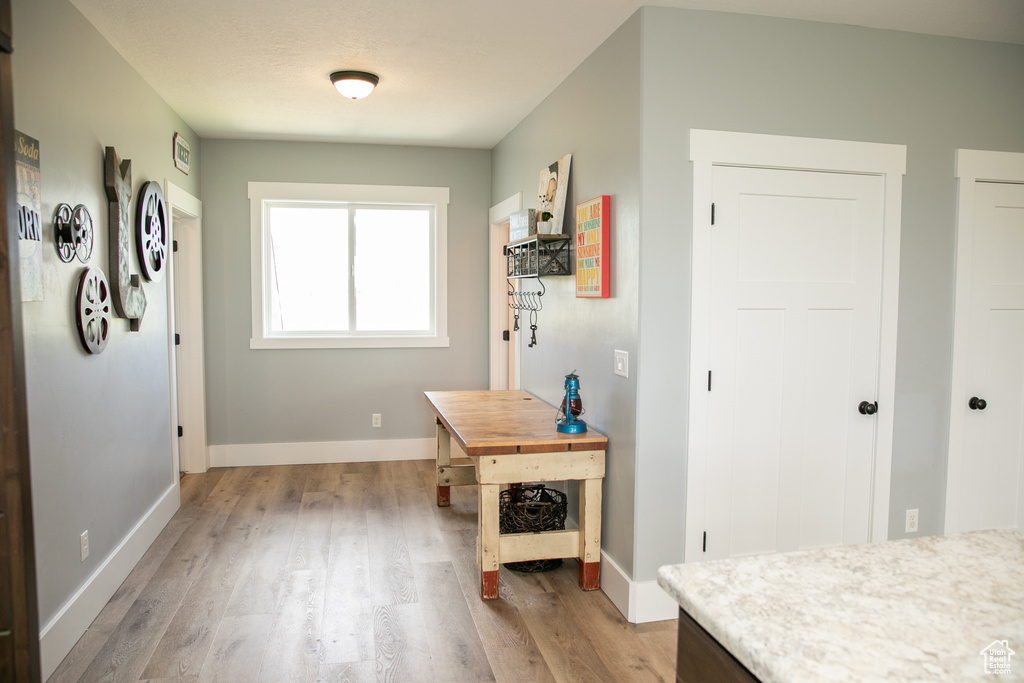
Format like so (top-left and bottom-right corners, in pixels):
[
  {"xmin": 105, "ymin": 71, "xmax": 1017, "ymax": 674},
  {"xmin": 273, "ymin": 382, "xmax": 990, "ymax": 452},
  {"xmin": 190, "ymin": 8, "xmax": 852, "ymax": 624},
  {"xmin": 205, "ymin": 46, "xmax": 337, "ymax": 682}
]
[{"xmin": 249, "ymin": 335, "xmax": 451, "ymax": 350}]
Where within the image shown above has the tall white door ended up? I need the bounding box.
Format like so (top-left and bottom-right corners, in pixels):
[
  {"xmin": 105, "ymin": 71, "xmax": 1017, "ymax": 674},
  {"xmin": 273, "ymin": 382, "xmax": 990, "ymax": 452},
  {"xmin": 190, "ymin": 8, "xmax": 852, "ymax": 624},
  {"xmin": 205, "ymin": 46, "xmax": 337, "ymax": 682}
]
[
  {"xmin": 488, "ymin": 195, "xmax": 522, "ymax": 391},
  {"xmin": 166, "ymin": 183, "xmax": 209, "ymax": 474},
  {"xmin": 953, "ymin": 181, "xmax": 1024, "ymax": 532},
  {"xmin": 703, "ymin": 165, "xmax": 886, "ymax": 559}
]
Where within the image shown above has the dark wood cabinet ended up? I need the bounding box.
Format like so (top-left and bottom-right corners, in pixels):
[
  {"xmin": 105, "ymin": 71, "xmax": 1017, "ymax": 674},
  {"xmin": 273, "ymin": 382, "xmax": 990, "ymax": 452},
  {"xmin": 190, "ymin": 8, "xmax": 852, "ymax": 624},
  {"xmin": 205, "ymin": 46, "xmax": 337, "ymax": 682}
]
[{"xmin": 676, "ymin": 608, "xmax": 759, "ymax": 683}]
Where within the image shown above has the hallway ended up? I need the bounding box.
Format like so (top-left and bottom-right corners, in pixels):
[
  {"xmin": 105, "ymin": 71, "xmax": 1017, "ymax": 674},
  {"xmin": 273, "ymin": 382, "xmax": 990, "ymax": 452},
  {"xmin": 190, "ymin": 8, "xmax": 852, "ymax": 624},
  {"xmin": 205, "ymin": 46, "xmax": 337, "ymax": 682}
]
[{"xmin": 46, "ymin": 461, "xmax": 675, "ymax": 682}]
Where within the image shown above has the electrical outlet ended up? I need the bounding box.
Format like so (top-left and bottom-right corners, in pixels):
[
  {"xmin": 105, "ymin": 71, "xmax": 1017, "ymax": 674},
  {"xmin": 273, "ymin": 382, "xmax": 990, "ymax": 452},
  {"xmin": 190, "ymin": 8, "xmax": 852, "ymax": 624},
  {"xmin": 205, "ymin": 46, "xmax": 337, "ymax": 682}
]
[
  {"xmin": 614, "ymin": 349, "xmax": 629, "ymax": 378},
  {"xmin": 372, "ymin": 413, "xmax": 382, "ymax": 428},
  {"xmin": 905, "ymin": 509, "xmax": 919, "ymax": 533},
  {"xmin": 80, "ymin": 530, "xmax": 89, "ymax": 562}
]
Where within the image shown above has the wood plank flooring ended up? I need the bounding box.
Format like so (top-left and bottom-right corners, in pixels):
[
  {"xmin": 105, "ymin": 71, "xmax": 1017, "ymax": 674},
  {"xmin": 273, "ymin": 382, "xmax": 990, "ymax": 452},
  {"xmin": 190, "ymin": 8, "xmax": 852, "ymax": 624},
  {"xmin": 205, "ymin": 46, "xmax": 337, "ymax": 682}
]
[{"xmin": 47, "ymin": 460, "xmax": 677, "ymax": 682}]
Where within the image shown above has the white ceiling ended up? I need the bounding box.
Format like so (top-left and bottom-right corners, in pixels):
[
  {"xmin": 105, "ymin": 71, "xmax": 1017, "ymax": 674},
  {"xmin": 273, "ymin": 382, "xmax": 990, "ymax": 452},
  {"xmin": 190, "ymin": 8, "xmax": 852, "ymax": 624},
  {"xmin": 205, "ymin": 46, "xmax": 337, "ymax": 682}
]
[{"xmin": 69, "ymin": 0, "xmax": 1024, "ymax": 149}]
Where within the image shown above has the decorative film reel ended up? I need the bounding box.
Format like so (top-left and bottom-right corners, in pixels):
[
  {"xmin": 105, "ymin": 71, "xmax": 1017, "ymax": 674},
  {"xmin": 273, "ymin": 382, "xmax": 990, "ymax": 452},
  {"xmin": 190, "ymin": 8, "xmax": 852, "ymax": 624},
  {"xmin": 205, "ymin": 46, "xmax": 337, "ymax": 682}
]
[
  {"xmin": 55, "ymin": 204, "xmax": 95, "ymax": 263},
  {"xmin": 134, "ymin": 181, "xmax": 168, "ymax": 282},
  {"xmin": 72, "ymin": 204, "xmax": 94, "ymax": 263},
  {"xmin": 54, "ymin": 203, "xmax": 75, "ymax": 263},
  {"xmin": 75, "ymin": 267, "xmax": 111, "ymax": 354}
]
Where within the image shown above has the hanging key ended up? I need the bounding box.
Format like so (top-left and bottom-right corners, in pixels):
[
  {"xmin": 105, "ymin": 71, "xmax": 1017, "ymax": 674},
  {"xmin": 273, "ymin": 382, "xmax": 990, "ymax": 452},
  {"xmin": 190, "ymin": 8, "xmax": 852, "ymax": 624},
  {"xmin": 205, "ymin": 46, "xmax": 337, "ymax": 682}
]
[
  {"xmin": 528, "ymin": 324, "xmax": 538, "ymax": 347},
  {"xmin": 513, "ymin": 312, "xmax": 520, "ymax": 331}
]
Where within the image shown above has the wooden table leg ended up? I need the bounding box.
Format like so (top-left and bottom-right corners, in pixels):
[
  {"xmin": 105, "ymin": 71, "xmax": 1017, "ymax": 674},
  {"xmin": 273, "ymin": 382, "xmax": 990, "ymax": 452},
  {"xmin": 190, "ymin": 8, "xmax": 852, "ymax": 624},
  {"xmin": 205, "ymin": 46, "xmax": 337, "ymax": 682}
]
[
  {"xmin": 436, "ymin": 419, "xmax": 451, "ymax": 507},
  {"xmin": 578, "ymin": 476, "xmax": 602, "ymax": 590},
  {"xmin": 478, "ymin": 483, "xmax": 501, "ymax": 599}
]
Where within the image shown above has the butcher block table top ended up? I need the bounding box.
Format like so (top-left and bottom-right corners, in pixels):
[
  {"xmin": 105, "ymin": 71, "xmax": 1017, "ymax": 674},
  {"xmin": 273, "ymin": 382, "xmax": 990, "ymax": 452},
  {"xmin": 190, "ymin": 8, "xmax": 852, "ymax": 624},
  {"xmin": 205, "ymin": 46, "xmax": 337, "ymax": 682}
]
[
  {"xmin": 424, "ymin": 389, "xmax": 607, "ymax": 456},
  {"xmin": 424, "ymin": 389, "xmax": 607, "ymax": 599}
]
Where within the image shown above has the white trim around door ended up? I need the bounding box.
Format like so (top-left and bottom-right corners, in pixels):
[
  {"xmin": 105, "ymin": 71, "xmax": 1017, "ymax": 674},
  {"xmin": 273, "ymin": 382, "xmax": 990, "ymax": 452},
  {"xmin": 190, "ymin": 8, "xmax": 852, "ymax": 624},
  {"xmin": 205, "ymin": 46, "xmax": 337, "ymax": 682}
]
[
  {"xmin": 489, "ymin": 193, "xmax": 523, "ymax": 390},
  {"xmin": 165, "ymin": 181, "xmax": 209, "ymax": 474},
  {"xmin": 685, "ymin": 130, "xmax": 906, "ymax": 562},
  {"xmin": 945, "ymin": 149, "xmax": 1024, "ymax": 534}
]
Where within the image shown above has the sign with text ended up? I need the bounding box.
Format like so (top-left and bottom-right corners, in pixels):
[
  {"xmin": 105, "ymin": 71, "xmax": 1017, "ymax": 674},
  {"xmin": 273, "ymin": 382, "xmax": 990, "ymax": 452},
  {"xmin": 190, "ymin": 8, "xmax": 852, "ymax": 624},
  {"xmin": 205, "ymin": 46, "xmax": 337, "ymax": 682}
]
[
  {"xmin": 173, "ymin": 132, "xmax": 190, "ymax": 174},
  {"xmin": 575, "ymin": 195, "xmax": 609, "ymax": 298},
  {"xmin": 15, "ymin": 131, "xmax": 43, "ymax": 301}
]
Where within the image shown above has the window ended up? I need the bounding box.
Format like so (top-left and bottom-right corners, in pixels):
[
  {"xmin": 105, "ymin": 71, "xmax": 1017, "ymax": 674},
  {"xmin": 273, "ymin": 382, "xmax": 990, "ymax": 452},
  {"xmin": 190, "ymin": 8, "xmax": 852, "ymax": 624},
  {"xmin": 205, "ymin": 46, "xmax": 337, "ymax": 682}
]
[{"xmin": 249, "ymin": 182, "xmax": 449, "ymax": 348}]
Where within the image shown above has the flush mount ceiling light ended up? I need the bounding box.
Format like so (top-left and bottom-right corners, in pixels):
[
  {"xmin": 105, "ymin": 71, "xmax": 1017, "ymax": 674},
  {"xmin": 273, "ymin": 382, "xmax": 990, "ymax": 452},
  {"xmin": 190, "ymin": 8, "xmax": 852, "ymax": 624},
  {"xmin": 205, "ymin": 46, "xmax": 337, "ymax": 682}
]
[{"xmin": 330, "ymin": 70, "xmax": 379, "ymax": 100}]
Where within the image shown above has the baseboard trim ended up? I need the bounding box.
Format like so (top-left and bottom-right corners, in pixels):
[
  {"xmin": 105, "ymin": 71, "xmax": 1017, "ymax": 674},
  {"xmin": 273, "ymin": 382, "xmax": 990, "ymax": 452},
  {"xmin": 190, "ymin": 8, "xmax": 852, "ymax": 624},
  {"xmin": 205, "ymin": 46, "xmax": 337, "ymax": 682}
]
[
  {"xmin": 209, "ymin": 437, "xmax": 435, "ymax": 468},
  {"xmin": 600, "ymin": 550, "xmax": 632, "ymax": 619},
  {"xmin": 601, "ymin": 550, "xmax": 679, "ymax": 624},
  {"xmin": 39, "ymin": 482, "xmax": 180, "ymax": 680}
]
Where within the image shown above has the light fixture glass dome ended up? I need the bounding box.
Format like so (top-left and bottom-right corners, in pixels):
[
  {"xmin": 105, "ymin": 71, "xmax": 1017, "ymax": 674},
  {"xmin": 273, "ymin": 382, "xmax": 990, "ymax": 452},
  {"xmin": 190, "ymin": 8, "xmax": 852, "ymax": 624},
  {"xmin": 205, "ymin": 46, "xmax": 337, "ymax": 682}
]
[{"xmin": 330, "ymin": 70, "xmax": 379, "ymax": 100}]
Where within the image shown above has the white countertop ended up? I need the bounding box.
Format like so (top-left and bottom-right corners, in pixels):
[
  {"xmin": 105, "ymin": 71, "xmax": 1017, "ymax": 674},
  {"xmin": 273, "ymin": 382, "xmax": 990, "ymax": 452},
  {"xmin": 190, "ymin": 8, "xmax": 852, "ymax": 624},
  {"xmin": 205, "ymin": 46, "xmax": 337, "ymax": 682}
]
[{"xmin": 657, "ymin": 529, "xmax": 1024, "ymax": 682}]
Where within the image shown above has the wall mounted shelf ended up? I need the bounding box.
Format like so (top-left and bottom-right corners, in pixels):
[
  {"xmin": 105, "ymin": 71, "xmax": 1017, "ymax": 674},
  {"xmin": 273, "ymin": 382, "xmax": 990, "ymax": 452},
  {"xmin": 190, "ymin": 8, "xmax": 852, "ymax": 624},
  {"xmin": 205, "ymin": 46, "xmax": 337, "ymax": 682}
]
[{"xmin": 505, "ymin": 234, "xmax": 571, "ymax": 279}]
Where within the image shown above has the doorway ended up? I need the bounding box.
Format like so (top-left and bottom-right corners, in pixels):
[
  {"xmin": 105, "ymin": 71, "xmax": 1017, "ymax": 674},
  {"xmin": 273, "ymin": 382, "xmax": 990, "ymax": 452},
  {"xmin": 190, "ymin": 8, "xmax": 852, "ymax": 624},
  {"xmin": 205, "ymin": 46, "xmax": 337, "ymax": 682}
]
[
  {"xmin": 946, "ymin": 149, "xmax": 1024, "ymax": 534},
  {"xmin": 685, "ymin": 130, "xmax": 906, "ymax": 562},
  {"xmin": 165, "ymin": 182, "xmax": 208, "ymax": 474},
  {"xmin": 489, "ymin": 193, "xmax": 522, "ymax": 390}
]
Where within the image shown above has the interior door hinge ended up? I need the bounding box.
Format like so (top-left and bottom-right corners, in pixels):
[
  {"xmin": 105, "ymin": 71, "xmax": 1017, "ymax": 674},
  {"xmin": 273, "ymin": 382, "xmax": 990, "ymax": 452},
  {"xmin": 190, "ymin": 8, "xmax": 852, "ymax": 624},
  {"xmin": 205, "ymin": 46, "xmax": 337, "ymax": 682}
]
[
  {"xmin": 502, "ymin": 330, "xmax": 510, "ymax": 341},
  {"xmin": 173, "ymin": 240, "xmax": 178, "ymax": 252},
  {"xmin": 702, "ymin": 531, "xmax": 707, "ymax": 553},
  {"xmin": 174, "ymin": 333, "xmax": 180, "ymax": 346},
  {"xmin": 707, "ymin": 370, "xmax": 712, "ymax": 391},
  {"xmin": 177, "ymin": 425, "xmax": 183, "ymax": 438},
  {"xmin": 711, "ymin": 203, "xmax": 715, "ymax": 226}
]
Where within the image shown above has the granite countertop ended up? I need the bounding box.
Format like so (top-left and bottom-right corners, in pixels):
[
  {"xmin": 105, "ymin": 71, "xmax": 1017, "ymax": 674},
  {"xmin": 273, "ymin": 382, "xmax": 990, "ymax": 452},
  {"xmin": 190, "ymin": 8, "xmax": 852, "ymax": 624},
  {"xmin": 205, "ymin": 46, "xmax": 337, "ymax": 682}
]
[{"xmin": 657, "ymin": 529, "xmax": 1024, "ymax": 682}]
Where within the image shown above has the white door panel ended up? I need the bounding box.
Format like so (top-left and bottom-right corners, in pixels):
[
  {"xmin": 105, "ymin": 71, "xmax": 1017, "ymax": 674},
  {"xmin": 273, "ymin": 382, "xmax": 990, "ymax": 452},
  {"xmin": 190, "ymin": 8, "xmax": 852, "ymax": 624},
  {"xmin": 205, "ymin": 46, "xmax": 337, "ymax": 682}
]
[
  {"xmin": 957, "ymin": 182, "xmax": 1024, "ymax": 532},
  {"xmin": 705, "ymin": 166, "xmax": 885, "ymax": 559}
]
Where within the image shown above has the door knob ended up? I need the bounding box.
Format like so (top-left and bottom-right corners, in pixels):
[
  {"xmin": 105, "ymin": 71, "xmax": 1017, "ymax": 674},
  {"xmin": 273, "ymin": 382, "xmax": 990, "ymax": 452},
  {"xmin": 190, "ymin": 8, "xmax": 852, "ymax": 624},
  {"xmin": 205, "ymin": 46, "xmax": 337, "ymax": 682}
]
[
  {"xmin": 969, "ymin": 396, "xmax": 987, "ymax": 410},
  {"xmin": 858, "ymin": 401, "xmax": 878, "ymax": 415}
]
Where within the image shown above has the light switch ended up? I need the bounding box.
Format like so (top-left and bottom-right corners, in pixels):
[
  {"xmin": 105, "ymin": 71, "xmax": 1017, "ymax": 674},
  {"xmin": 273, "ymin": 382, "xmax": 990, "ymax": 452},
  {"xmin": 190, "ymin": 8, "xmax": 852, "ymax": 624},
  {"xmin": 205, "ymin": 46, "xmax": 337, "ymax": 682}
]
[{"xmin": 614, "ymin": 350, "xmax": 628, "ymax": 378}]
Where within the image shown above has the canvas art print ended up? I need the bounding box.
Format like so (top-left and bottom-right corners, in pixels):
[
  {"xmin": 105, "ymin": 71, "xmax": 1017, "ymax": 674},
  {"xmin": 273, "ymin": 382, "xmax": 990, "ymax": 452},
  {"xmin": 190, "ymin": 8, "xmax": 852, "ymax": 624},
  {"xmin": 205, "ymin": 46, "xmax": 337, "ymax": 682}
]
[
  {"xmin": 15, "ymin": 131, "xmax": 43, "ymax": 301},
  {"xmin": 537, "ymin": 153, "xmax": 572, "ymax": 234},
  {"xmin": 575, "ymin": 195, "xmax": 610, "ymax": 298}
]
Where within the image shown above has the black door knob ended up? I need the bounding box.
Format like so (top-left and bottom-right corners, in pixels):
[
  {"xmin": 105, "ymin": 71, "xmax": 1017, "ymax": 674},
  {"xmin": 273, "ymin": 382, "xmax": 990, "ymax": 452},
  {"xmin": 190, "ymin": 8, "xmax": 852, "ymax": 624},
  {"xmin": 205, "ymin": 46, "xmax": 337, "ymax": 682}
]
[
  {"xmin": 969, "ymin": 397, "xmax": 987, "ymax": 410},
  {"xmin": 858, "ymin": 401, "xmax": 878, "ymax": 415}
]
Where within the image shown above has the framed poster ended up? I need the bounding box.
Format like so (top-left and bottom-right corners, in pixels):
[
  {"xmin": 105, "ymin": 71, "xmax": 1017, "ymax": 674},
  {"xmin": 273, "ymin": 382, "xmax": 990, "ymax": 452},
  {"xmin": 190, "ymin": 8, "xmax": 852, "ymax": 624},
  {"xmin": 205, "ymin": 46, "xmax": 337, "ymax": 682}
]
[
  {"xmin": 575, "ymin": 195, "xmax": 610, "ymax": 298},
  {"xmin": 15, "ymin": 131, "xmax": 43, "ymax": 301},
  {"xmin": 173, "ymin": 132, "xmax": 191, "ymax": 174},
  {"xmin": 537, "ymin": 153, "xmax": 571, "ymax": 234}
]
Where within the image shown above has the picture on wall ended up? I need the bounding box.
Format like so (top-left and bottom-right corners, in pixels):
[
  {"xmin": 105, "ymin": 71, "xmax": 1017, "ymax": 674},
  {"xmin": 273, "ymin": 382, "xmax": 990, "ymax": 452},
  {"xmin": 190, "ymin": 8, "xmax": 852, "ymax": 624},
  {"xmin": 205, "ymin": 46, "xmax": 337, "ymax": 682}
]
[
  {"xmin": 575, "ymin": 195, "xmax": 610, "ymax": 298},
  {"xmin": 15, "ymin": 131, "xmax": 43, "ymax": 301},
  {"xmin": 537, "ymin": 153, "xmax": 572, "ymax": 234}
]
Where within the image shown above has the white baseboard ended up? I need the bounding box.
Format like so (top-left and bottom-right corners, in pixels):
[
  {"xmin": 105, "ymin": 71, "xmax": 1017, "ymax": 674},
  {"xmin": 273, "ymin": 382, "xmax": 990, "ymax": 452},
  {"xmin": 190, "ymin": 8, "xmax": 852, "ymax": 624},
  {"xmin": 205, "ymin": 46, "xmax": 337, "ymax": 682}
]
[
  {"xmin": 601, "ymin": 550, "xmax": 679, "ymax": 624},
  {"xmin": 209, "ymin": 437, "xmax": 435, "ymax": 468},
  {"xmin": 39, "ymin": 482, "xmax": 180, "ymax": 680},
  {"xmin": 600, "ymin": 550, "xmax": 632, "ymax": 617}
]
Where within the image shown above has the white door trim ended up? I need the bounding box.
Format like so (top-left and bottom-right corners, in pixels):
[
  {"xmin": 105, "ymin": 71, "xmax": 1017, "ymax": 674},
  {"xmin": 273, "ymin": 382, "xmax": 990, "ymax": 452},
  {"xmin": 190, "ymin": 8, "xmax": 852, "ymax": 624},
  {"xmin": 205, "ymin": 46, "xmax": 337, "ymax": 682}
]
[
  {"xmin": 165, "ymin": 181, "xmax": 209, "ymax": 474},
  {"xmin": 489, "ymin": 193, "xmax": 522, "ymax": 390},
  {"xmin": 945, "ymin": 149, "xmax": 1024, "ymax": 534},
  {"xmin": 685, "ymin": 130, "xmax": 906, "ymax": 562}
]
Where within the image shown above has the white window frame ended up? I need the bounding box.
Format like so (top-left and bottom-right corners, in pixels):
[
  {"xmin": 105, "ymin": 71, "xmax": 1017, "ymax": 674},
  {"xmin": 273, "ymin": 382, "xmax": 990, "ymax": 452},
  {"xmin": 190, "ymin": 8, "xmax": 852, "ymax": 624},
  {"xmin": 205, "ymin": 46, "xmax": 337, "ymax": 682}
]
[{"xmin": 248, "ymin": 181, "xmax": 450, "ymax": 349}]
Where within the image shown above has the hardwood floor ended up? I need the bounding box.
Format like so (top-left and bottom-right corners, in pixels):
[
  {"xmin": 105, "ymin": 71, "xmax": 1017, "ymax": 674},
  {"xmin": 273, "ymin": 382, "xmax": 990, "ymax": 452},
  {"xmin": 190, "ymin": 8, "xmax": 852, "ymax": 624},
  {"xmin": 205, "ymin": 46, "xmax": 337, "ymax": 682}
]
[{"xmin": 47, "ymin": 461, "xmax": 677, "ymax": 682}]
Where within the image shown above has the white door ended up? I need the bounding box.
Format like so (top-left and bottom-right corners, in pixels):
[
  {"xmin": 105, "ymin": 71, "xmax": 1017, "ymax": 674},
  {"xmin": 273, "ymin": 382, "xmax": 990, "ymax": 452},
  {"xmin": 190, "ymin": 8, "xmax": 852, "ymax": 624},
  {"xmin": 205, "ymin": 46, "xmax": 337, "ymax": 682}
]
[
  {"xmin": 489, "ymin": 194, "xmax": 522, "ymax": 390},
  {"xmin": 165, "ymin": 183, "xmax": 209, "ymax": 474},
  {"xmin": 703, "ymin": 165, "xmax": 886, "ymax": 559},
  {"xmin": 952, "ymin": 181, "xmax": 1024, "ymax": 532}
]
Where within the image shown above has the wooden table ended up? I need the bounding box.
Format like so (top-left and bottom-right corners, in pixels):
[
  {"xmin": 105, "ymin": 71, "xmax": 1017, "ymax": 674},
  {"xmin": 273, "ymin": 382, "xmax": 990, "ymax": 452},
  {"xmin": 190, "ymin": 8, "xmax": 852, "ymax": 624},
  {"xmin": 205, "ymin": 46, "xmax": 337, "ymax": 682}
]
[{"xmin": 424, "ymin": 390, "xmax": 608, "ymax": 600}]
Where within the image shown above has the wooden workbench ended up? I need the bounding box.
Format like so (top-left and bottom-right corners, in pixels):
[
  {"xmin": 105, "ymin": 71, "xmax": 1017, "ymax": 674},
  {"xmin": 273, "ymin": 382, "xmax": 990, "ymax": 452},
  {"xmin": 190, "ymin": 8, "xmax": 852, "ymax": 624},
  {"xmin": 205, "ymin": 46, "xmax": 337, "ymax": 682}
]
[{"xmin": 423, "ymin": 390, "xmax": 608, "ymax": 600}]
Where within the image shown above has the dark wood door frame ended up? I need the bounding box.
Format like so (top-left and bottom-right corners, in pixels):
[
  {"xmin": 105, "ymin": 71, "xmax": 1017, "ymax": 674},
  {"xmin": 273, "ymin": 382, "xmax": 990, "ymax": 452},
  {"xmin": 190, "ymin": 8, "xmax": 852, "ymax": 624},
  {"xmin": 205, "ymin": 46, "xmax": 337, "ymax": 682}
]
[{"xmin": 0, "ymin": 0, "xmax": 42, "ymax": 680}]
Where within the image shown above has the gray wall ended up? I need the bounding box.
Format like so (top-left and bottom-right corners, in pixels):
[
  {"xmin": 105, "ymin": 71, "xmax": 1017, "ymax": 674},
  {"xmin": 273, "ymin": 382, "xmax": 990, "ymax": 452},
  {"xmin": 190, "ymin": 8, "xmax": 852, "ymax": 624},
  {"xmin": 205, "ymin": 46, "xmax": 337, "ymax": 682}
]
[
  {"xmin": 635, "ymin": 8, "xmax": 1024, "ymax": 580},
  {"xmin": 493, "ymin": 6, "xmax": 1024, "ymax": 585},
  {"xmin": 12, "ymin": 0, "xmax": 200, "ymax": 624},
  {"xmin": 491, "ymin": 14, "xmax": 642, "ymax": 574},
  {"xmin": 200, "ymin": 140, "xmax": 491, "ymax": 445}
]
